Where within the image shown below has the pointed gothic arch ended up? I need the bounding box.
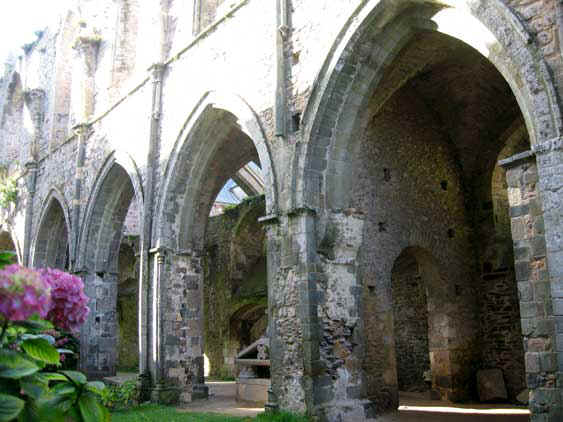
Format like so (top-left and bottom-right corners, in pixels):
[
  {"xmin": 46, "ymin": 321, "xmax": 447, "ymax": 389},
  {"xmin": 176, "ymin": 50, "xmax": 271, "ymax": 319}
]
[{"xmin": 32, "ymin": 189, "xmax": 72, "ymax": 269}]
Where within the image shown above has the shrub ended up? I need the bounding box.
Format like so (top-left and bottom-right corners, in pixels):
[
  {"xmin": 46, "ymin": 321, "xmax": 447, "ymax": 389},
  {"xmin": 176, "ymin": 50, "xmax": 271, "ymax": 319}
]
[
  {"xmin": 101, "ymin": 380, "xmax": 138, "ymax": 411},
  {"xmin": 0, "ymin": 257, "xmax": 108, "ymax": 422}
]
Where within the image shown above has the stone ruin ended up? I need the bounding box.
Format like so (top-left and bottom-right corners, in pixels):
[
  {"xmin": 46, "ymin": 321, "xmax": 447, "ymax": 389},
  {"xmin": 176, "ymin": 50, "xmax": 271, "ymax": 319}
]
[{"xmin": 0, "ymin": 1, "xmax": 562, "ymax": 421}]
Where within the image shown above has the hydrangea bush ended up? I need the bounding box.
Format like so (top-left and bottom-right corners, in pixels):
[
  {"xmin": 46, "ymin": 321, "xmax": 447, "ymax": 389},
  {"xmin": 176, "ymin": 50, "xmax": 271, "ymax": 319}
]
[
  {"xmin": 0, "ymin": 265, "xmax": 51, "ymax": 322},
  {"xmin": 0, "ymin": 253, "xmax": 108, "ymax": 422},
  {"xmin": 40, "ymin": 268, "xmax": 89, "ymax": 333}
]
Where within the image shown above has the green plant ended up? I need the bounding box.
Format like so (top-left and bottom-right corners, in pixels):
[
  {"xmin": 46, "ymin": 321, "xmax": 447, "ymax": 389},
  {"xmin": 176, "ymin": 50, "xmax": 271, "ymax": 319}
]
[
  {"xmin": 0, "ymin": 177, "xmax": 17, "ymax": 209},
  {"xmin": 100, "ymin": 380, "xmax": 138, "ymax": 411},
  {"xmin": 0, "ymin": 259, "xmax": 108, "ymax": 421}
]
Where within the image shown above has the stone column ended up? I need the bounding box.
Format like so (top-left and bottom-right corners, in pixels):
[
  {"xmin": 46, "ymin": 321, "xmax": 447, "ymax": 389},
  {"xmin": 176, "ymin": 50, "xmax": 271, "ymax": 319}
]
[
  {"xmin": 73, "ymin": 28, "xmax": 100, "ymax": 122},
  {"xmin": 79, "ymin": 270, "xmax": 119, "ymax": 378},
  {"xmin": 138, "ymin": 63, "xmax": 165, "ymax": 399},
  {"xmin": 267, "ymin": 209, "xmax": 315, "ymax": 413},
  {"xmin": 259, "ymin": 213, "xmax": 282, "ymax": 413},
  {"xmin": 150, "ymin": 248, "xmax": 208, "ymax": 404},
  {"xmin": 500, "ymin": 150, "xmax": 560, "ymax": 421},
  {"xmin": 533, "ymin": 138, "xmax": 563, "ymax": 421},
  {"xmin": 71, "ymin": 123, "xmax": 89, "ymax": 268},
  {"xmin": 22, "ymin": 89, "xmax": 45, "ymax": 266}
]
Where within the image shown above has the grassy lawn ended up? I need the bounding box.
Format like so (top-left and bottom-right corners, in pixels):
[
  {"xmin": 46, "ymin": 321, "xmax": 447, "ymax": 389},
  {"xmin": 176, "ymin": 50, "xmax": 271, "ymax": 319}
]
[{"xmin": 111, "ymin": 404, "xmax": 309, "ymax": 422}]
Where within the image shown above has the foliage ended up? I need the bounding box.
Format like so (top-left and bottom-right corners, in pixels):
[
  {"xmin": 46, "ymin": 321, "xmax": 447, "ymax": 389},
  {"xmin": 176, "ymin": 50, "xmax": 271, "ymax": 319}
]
[
  {"xmin": 111, "ymin": 404, "xmax": 310, "ymax": 422},
  {"xmin": 0, "ymin": 177, "xmax": 18, "ymax": 209},
  {"xmin": 0, "ymin": 261, "xmax": 108, "ymax": 421},
  {"xmin": 254, "ymin": 412, "xmax": 310, "ymax": 422},
  {"xmin": 100, "ymin": 380, "xmax": 138, "ymax": 411}
]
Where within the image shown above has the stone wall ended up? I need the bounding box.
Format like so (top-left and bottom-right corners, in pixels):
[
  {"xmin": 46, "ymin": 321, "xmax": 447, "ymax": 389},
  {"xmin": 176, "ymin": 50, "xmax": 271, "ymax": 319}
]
[
  {"xmin": 392, "ymin": 252, "xmax": 430, "ymax": 392},
  {"xmin": 0, "ymin": 1, "xmax": 561, "ymax": 420},
  {"xmin": 203, "ymin": 196, "xmax": 267, "ymax": 378}
]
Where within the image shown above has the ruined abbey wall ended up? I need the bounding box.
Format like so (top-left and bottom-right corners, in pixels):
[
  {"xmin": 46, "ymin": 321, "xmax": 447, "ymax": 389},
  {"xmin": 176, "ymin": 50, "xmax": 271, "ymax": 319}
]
[{"xmin": 0, "ymin": 1, "xmax": 562, "ymax": 421}]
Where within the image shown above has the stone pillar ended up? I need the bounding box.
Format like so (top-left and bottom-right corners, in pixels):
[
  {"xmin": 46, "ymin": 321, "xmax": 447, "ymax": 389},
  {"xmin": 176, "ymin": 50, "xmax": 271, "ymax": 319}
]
[
  {"xmin": 533, "ymin": 138, "xmax": 563, "ymax": 421},
  {"xmin": 24, "ymin": 89, "xmax": 45, "ymax": 160},
  {"xmin": 22, "ymin": 161, "xmax": 37, "ymax": 267},
  {"xmin": 71, "ymin": 123, "xmax": 89, "ymax": 269},
  {"xmin": 79, "ymin": 270, "xmax": 119, "ymax": 379},
  {"xmin": 22, "ymin": 88, "xmax": 45, "ymax": 266},
  {"xmin": 266, "ymin": 209, "xmax": 314, "ymax": 413},
  {"xmin": 73, "ymin": 27, "xmax": 100, "ymax": 122},
  {"xmin": 259, "ymin": 214, "xmax": 282, "ymax": 412},
  {"xmin": 138, "ymin": 63, "xmax": 165, "ymax": 398},
  {"xmin": 150, "ymin": 248, "xmax": 207, "ymax": 404},
  {"xmin": 500, "ymin": 149, "xmax": 561, "ymax": 421}
]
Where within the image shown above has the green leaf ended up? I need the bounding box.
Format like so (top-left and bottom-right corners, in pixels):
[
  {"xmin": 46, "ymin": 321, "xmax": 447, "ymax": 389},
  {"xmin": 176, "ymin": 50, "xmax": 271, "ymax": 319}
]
[
  {"xmin": 12, "ymin": 319, "xmax": 53, "ymax": 332},
  {"xmin": 15, "ymin": 399, "xmax": 41, "ymax": 422},
  {"xmin": 21, "ymin": 338, "xmax": 60, "ymax": 365},
  {"xmin": 20, "ymin": 378, "xmax": 48, "ymax": 401},
  {"xmin": 60, "ymin": 371, "xmax": 86, "ymax": 386},
  {"xmin": 0, "ymin": 393, "xmax": 24, "ymax": 422},
  {"xmin": 41, "ymin": 373, "xmax": 68, "ymax": 382},
  {"xmin": 21, "ymin": 334, "xmax": 55, "ymax": 345},
  {"xmin": 39, "ymin": 393, "xmax": 75, "ymax": 415},
  {"xmin": 51, "ymin": 382, "xmax": 76, "ymax": 396},
  {"xmin": 0, "ymin": 350, "xmax": 40, "ymax": 379},
  {"xmin": 85, "ymin": 381, "xmax": 105, "ymax": 395},
  {"xmin": 78, "ymin": 393, "xmax": 109, "ymax": 422}
]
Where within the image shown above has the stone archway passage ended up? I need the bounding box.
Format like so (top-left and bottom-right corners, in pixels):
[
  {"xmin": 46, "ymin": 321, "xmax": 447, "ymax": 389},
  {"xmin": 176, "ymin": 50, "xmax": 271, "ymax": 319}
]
[
  {"xmin": 33, "ymin": 194, "xmax": 70, "ymax": 270},
  {"xmin": 295, "ymin": 2, "xmax": 547, "ymax": 419},
  {"xmin": 152, "ymin": 93, "xmax": 276, "ymax": 404},
  {"xmin": 78, "ymin": 160, "xmax": 142, "ymax": 379}
]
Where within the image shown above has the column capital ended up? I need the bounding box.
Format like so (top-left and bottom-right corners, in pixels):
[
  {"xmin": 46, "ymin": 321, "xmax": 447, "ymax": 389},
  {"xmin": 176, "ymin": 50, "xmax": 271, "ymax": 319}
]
[
  {"xmin": 72, "ymin": 123, "xmax": 91, "ymax": 137},
  {"xmin": 148, "ymin": 63, "xmax": 165, "ymax": 82},
  {"xmin": 73, "ymin": 27, "xmax": 101, "ymax": 77}
]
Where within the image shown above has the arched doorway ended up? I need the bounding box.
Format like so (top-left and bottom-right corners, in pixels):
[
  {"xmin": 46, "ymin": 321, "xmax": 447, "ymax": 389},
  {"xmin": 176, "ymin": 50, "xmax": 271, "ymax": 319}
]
[
  {"xmin": 32, "ymin": 192, "xmax": 71, "ymax": 270},
  {"xmin": 297, "ymin": 1, "xmax": 559, "ymax": 420},
  {"xmin": 153, "ymin": 92, "xmax": 276, "ymax": 403},
  {"xmin": 77, "ymin": 155, "xmax": 143, "ymax": 378}
]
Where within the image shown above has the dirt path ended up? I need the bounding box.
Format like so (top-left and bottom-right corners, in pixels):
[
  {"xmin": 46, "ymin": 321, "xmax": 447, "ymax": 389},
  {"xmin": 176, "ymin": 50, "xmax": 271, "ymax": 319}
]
[{"xmin": 105, "ymin": 376, "xmax": 530, "ymax": 421}]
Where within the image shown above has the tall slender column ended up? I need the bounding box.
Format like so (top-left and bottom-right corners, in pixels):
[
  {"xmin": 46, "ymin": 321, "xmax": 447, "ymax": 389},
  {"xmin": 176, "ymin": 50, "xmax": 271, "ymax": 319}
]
[
  {"xmin": 70, "ymin": 27, "xmax": 99, "ymax": 267},
  {"xmin": 138, "ymin": 63, "xmax": 165, "ymax": 399},
  {"xmin": 22, "ymin": 88, "xmax": 45, "ymax": 266},
  {"xmin": 73, "ymin": 29, "xmax": 100, "ymax": 122},
  {"xmin": 275, "ymin": 0, "xmax": 289, "ymax": 137},
  {"xmin": 71, "ymin": 123, "xmax": 89, "ymax": 269}
]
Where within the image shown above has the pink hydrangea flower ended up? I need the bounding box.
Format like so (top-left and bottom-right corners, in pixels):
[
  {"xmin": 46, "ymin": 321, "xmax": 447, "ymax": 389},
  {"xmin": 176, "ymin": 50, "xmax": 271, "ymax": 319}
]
[
  {"xmin": 0, "ymin": 265, "xmax": 51, "ymax": 321},
  {"xmin": 40, "ymin": 268, "xmax": 90, "ymax": 333}
]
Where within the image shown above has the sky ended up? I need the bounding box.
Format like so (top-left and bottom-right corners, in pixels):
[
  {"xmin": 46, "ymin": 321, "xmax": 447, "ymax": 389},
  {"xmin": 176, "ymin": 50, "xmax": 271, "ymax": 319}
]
[{"xmin": 1, "ymin": 1, "xmax": 71, "ymax": 71}]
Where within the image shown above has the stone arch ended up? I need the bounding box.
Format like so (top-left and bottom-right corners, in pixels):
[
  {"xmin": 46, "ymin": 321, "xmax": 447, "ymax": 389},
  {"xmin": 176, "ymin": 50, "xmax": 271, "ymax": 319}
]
[
  {"xmin": 31, "ymin": 189, "xmax": 72, "ymax": 269},
  {"xmin": 151, "ymin": 91, "xmax": 276, "ymax": 403},
  {"xmin": 76, "ymin": 150, "xmax": 144, "ymax": 377},
  {"xmin": 156, "ymin": 91, "xmax": 277, "ymax": 251},
  {"xmin": 295, "ymin": 3, "xmax": 554, "ymax": 418},
  {"xmin": 77, "ymin": 150, "xmax": 144, "ymax": 272},
  {"xmin": 297, "ymin": 0, "xmax": 561, "ymax": 212}
]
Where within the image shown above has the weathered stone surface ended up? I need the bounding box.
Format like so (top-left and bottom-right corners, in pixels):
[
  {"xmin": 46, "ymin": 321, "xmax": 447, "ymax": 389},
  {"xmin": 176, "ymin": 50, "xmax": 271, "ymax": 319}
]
[
  {"xmin": 0, "ymin": 1, "xmax": 562, "ymax": 421},
  {"xmin": 477, "ymin": 369, "xmax": 508, "ymax": 402}
]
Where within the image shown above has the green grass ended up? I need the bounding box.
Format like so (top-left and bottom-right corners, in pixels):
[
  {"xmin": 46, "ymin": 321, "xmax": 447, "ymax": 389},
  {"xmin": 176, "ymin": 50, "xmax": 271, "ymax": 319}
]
[{"xmin": 111, "ymin": 404, "xmax": 310, "ymax": 422}]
